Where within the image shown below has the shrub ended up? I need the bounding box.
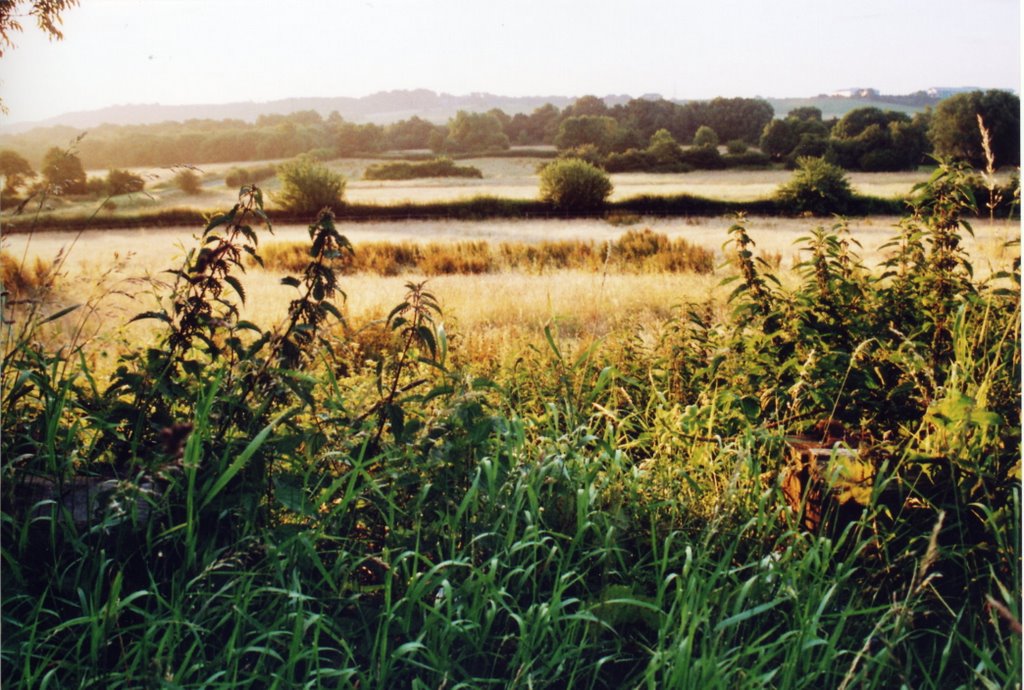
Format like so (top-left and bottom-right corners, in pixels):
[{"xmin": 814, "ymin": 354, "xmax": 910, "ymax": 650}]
[
  {"xmin": 692, "ymin": 125, "xmax": 720, "ymax": 148},
  {"xmin": 556, "ymin": 144, "xmax": 605, "ymax": 168},
  {"xmin": 275, "ymin": 155, "xmax": 346, "ymax": 214},
  {"xmin": 725, "ymin": 139, "xmax": 749, "ymax": 155},
  {"xmin": 538, "ymin": 158, "xmax": 613, "ymax": 212},
  {"xmin": 775, "ymin": 156, "xmax": 854, "ymax": 215},
  {"xmin": 106, "ymin": 168, "xmax": 145, "ymax": 195},
  {"xmin": 603, "ymin": 148, "xmax": 655, "ymax": 173},
  {"xmin": 174, "ymin": 169, "xmax": 203, "ymax": 195},
  {"xmin": 224, "ymin": 164, "xmax": 277, "ymax": 188},
  {"xmin": 679, "ymin": 145, "xmax": 725, "ymax": 170},
  {"xmin": 723, "ymin": 150, "xmax": 772, "ymax": 168},
  {"xmin": 363, "ymin": 157, "xmax": 482, "ymax": 181}
]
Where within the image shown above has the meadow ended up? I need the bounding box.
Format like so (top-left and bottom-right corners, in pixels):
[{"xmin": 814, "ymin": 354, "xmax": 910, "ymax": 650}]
[
  {"xmin": 1, "ymin": 162, "xmax": 1020, "ymax": 688},
  {"xmin": 6, "ymin": 155, "xmax": 946, "ymax": 221}
]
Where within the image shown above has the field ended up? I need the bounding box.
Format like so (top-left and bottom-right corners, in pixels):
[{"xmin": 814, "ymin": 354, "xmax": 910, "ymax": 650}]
[
  {"xmin": 6, "ymin": 212, "xmax": 1016, "ymax": 362},
  {"xmin": 6, "ymin": 155, "xmax": 952, "ymax": 222},
  {"xmin": 1, "ymin": 164, "xmax": 1020, "ymax": 688}
]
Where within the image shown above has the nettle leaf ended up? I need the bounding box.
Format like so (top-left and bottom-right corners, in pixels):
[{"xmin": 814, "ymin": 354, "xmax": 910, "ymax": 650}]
[
  {"xmin": 416, "ymin": 325, "xmax": 437, "ymax": 358},
  {"xmin": 224, "ymin": 275, "xmax": 246, "ymax": 305},
  {"xmin": 280, "ymin": 276, "xmax": 302, "ymax": 288},
  {"xmin": 129, "ymin": 310, "xmax": 171, "ymax": 324},
  {"xmin": 321, "ymin": 301, "xmax": 343, "ymax": 321}
]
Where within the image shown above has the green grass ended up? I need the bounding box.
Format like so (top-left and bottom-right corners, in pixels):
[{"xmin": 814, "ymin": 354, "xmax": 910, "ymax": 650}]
[{"xmin": 1, "ymin": 166, "xmax": 1019, "ymax": 688}]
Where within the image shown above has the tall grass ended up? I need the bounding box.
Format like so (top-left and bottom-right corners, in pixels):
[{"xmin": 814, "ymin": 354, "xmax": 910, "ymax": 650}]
[
  {"xmin": 1, "ymin": 164, "xmax": 1019, "ymax": 688},
  {"xmin": 259, "ymin": 229, "xmax": 715, "ymax": 276}
]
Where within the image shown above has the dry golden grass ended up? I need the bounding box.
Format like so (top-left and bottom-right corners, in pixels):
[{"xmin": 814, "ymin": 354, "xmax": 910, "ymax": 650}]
[{"xmin": 4, "ymin": 213, "xmax": 1016, "ymax": 374}]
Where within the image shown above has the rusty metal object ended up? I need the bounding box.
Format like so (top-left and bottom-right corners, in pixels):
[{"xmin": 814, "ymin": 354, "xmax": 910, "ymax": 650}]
[{"xmin": 780, "ymin": 421, "xmax": 874, "ymax": 533}]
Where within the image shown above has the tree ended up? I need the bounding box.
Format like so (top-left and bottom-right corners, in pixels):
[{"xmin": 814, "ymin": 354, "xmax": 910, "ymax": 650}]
[
  {"xmin": 565, "ymin": 95, "xmax": 609, "ymax": 118},
  {"xmin": 929, "ymin": 90, "xmax": 1020, "ymax": 168},
  {"xmin": 760, "ymin": 119, "xmax": 798, "ymax": 161},
  {"xmin": 445, "ymin": 111, "xmax": 510, "ymax": 154},
  {"xmin": 787, "ymin": 106, "xmax": 823, "ymax": 122},
  {"xmin": 692, "ymin": 125, "xmax": 719, "ymax": 148},
  {"xmin": 830, "ymin": 107, "xmax": 926, "ymax": 171},
  {"xmin": 775, "ymin": 156, "xmax": 853, "ymax": 215},
  {"xmin": 539, "ymin": 158, "xmax": 613, "ymax": 212},
  {"xmin": 646, "ymin": 128, "xmax": 682, "ymax": 166},
  {"xmin": 41, "ymin": 146, "xmax": 86, "ymax": 194},
  {"xmin": 106, "ymin": 168, "xmax": 145, "ymax": 195},
  {"xmin": 385, "ymin": 116, "xmax": 442, "ymax": 150},
  {"xmin": 0, "ymin": 0, "xmax": 80, "ymax": 58},
  {"xmin": 704, "ymin": 97, "xmax": 775, "ymax": 143},
  {"xmin": 276, "ymin": 155, "xmax": 345, "ymax": 214},
  {"xmin": 0, "ymin": 149, "xmax": 35, "ymax": 195},
  {"xmin": 554, "ymin": 115, "xmax": 621, "ymax": 154}
]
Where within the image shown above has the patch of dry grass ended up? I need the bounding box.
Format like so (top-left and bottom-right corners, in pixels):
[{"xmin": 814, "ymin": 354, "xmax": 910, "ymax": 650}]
[{"xmin": 4, "ymin": 214, "xmax": 1015, "ymax": 376}]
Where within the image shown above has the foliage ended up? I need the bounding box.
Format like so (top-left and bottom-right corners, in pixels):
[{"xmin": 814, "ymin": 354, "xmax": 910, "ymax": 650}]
[
  {"xmin": 760, "ymin": 119, "xmax": 799, "ymax": 161},
  {"xmin": 538, "ymin": 157, "xmax": 613, "ymax": 212},
  {"xmin": 692, "ymin": 125, "xmax": 720, "ymax": 148},
  {"xmin": 224, "ymin": 163, "xmax": 277, "ymax": 188},
  {"xmin": 41, "ymin": 145, "xmax": 86, "ymax": 194},
  {"xmin": 679, "ymin": 144, "xmax": 725, "ymax": 170},
  {"xmin": 173, "ymin": 168, "xmax": 203, "ymax": 195},
  {"xmin": 442, "ymin": 110, "xmax": 510, "ymax": 154},
  {"xmin": 725, "ymin": 138, "xmax": 748, "ymax": 154},
  {"xmin": 275, "ymin": 155, "xmax": 346, "ymax": 214},
  {"xmin": 105, "ymin": 168, "xmax": 145, "ymax": 195},
  {"xmin": 0, "ymin": 149, "xmax": 34, "ymax": 195},
  {"xmin": 554, "ymin": 115, "xmax": 623, "ymax": 155},
  {"xmin": 363, "ymin": 157, "xmax": 482, "ymax": 180},
  {"xmin": 928, "ymin": 89, "xmax": 1020, "ymax": 168},
  {"xmin": 829, "ymin": 107, "xmax": 929, "ymax": 171},
  {"xmin": 775, "ymin": 156, "xmax": 854, "ymax": 215},
  {"xmin": 646, "ymin": 128, "xmax": 684, "ymax": 167},
  {"xmin": 0, "ymin": 164, "xmax": 1019, "ymax": 688},
  {"xmin": 0, "ymin": 0, "xmax": 79, "ymax": 57}
]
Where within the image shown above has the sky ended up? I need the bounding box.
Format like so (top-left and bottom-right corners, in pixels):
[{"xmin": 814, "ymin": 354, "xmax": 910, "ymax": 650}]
[{"xmin": 0, "ymin": 0, "xmax": 1020, "ymax": 124}]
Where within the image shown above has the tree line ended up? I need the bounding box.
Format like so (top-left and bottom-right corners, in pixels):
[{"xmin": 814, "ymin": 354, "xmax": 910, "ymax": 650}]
[{"xmin": 0, "ymin": 90, "xmax": 1018, "ymax": 202}]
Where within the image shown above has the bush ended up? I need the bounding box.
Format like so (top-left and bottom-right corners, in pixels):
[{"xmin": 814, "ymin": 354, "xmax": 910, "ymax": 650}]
[
  {"xmin": 174, "ymin": 169, "xmax": 203, "ymax": 195},
  {"xmin": 603, "ymin": 149, "xmax": 656, "ymax": 173},
  {"xmin": 224, "ymin": 164, "xmax": 277, "ymax": 188},
  {"xmin": 725, "ymin": 139, "xmax": 749, "ymax": 154},
  {"xmin": 106, "ymin": 168, "xmax": 145, "ymax": 195},
  {"xmin": 723, "ymin": 150, "xmax": 772, "ymax": 168},
  {"xmin": 679, "ymin": 145, "xmax": 726, "ymax": 170},
  {"xmin": 692, "ymin": 125, "xmax": 720, "ymax": 148},
  {"xmin": 275, "ymin": 155, "xmax": 346, "ymax": 214},
  {"xmin": 363, "ymin": 157, "xmax": 482, "ymax": 181},
  {"xmin": 775, "ymin": 156, "xmax": 854, "ymax": 215},
  {"xmin": 538, "ymin": 158, "xmax": 613, "ymax": 212}
]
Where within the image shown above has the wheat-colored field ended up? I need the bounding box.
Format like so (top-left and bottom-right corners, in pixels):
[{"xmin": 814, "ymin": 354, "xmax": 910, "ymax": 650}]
[{"xmin": 5, "ymin": 214, "xmax": 1017, "ymax": 371}]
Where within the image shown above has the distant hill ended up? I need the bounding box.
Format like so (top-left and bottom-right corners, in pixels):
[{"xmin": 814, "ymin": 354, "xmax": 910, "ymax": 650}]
[
  {"xmin": 0, "ymin": 86, "xmax": 995, "ymax": 135},
  {"xmin": 0, "ymin": 90, "xmax": 585, "ymax": 134}
]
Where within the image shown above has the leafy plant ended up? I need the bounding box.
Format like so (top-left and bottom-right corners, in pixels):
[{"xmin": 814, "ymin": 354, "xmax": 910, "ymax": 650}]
[
  {"xmin": 275, "ymin": 154, "xmax": 346, "ymax": 214},
  {"xmin": 539, "ymin": 157, "xmax": 613, "ymax": 212},
  {"xmin": 776, "ymin": 156, "xmax": 854, "ymax": 215}
]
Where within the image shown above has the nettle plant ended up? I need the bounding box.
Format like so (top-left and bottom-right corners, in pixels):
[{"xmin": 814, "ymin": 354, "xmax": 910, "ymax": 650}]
[{"xmin": 2, "ymin": 185, "xmax": 451, "ymax": 537}]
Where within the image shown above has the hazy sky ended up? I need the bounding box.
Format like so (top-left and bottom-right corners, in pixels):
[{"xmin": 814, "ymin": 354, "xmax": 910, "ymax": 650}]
[{"xmin": 1, "ymin": 0, "xmax": 1020, "ymax": 124}]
